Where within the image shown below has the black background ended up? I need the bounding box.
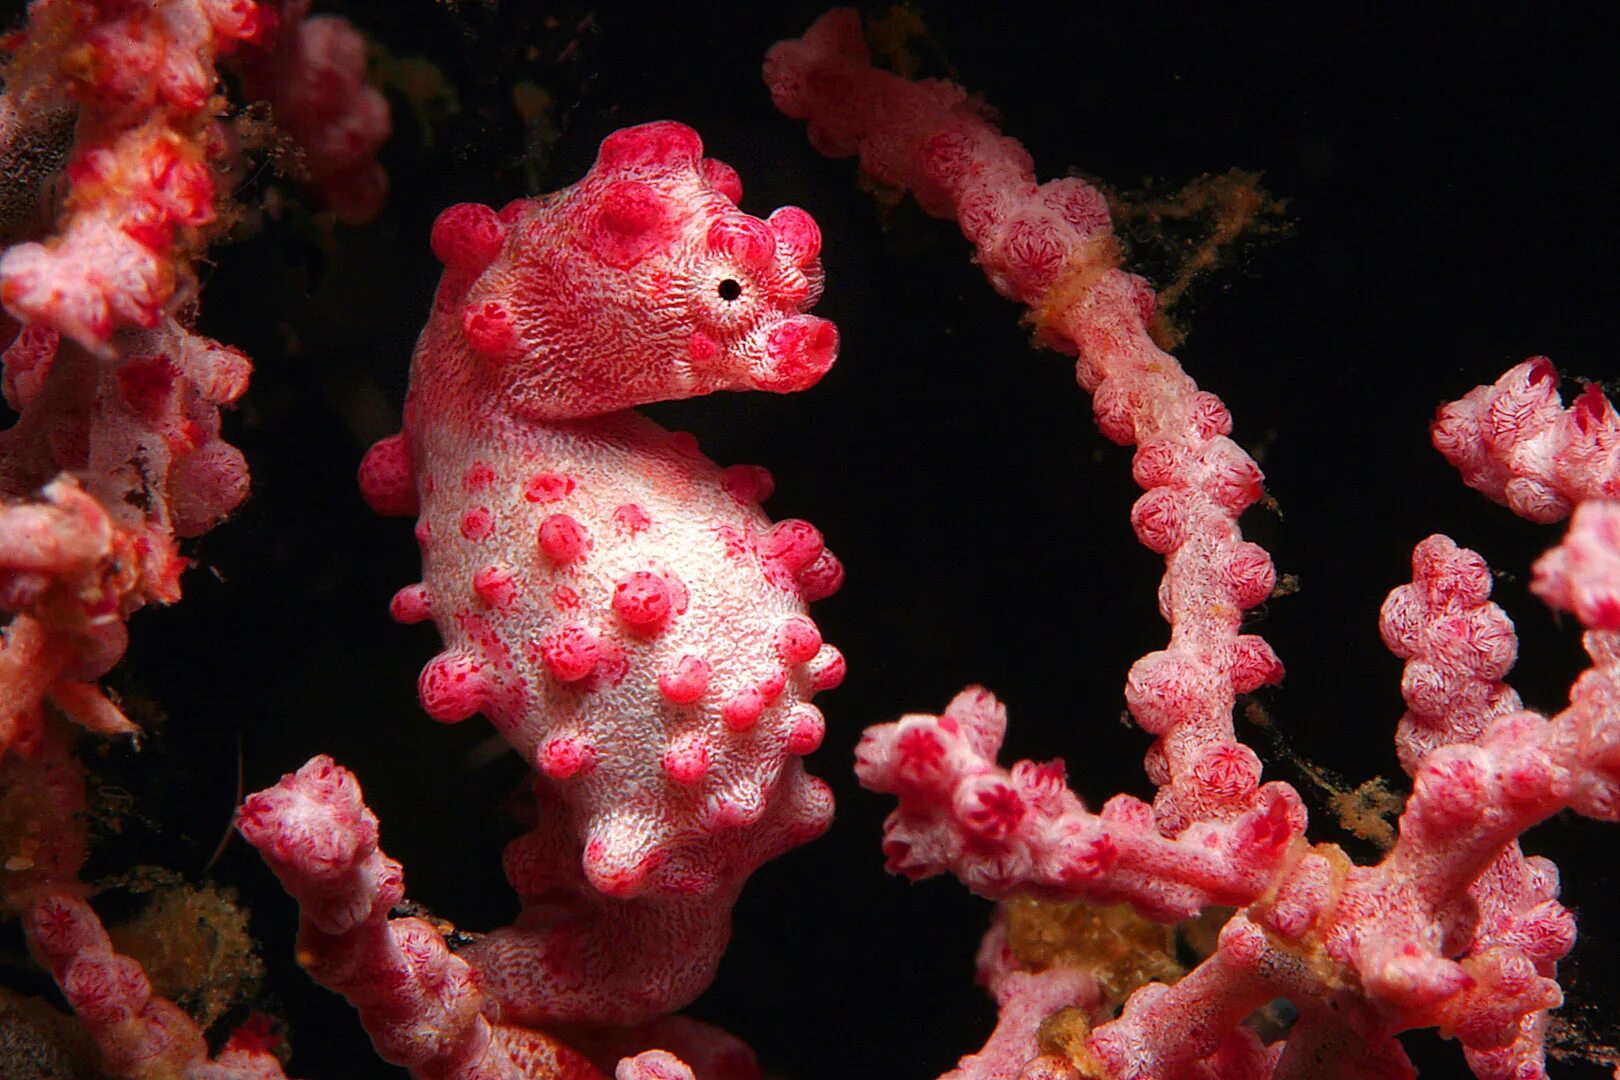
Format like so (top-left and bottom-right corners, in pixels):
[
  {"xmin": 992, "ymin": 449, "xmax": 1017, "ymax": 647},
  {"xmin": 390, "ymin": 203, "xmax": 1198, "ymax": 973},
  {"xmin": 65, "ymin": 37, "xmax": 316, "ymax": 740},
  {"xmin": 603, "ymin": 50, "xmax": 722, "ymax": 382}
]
[{"xmin": 15, "ymin": 2, "xmax": 1620, "ymax": 1077}]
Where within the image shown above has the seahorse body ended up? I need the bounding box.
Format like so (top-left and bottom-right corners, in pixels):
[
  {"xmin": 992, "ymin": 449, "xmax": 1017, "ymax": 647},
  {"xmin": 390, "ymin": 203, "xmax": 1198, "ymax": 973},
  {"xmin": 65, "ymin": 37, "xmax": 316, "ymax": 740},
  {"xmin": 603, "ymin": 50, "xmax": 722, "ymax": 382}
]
[{"xmin": 359, "ymin": 122, "xmax": 843, "ymax": 1024}]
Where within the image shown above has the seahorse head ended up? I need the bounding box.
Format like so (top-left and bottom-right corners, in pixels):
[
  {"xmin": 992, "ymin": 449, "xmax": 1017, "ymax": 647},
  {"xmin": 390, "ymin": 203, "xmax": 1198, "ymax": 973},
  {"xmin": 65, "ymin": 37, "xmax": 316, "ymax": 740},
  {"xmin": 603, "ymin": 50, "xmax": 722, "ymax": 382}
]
[{"xmin": 425, "ymin": 121, "xmax": 836, "ymax": 422}]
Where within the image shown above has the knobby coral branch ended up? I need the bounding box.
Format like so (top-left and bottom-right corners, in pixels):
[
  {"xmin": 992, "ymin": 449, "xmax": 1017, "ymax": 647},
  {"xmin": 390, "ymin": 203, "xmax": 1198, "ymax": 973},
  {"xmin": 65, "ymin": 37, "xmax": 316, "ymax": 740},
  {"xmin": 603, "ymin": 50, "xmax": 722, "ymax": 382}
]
[
  {"xmin": 25, "ymin": 892, "xmax": 294, "ymax": 1079},
  {"xmin": 236, "ymin": 0, "xmax": 391, "ymax": 225},
  {"xmin": 0, "ymin": 0, "xmax": 394, "ymax": 1073},
  {"xmin": 1, "ymin": 5, "xmax": 1613, "ymax": 1079},
  {"xmin": 0, "ymin": 0, "xmax": 269, "ymax": 350},
  {"xmin": 0, "ymin": 0, "xmax": 392, "ymax": 757},
  {"xmin": 766, "ymin": 9, "xmax": 1289, "ymax": 851},
  {"xmin": 237, "ymin": 755, "xmax": 606, "ymax": 1080},
  {"xmin": 857, "ymin": 687, "xmax": 1299, "ymax": 920},
  {"xmin": 1434, "ymin": 358, "xmax": 1620, "ymax": 524},
  {"xmin": 766, "ymin": 9, "xmax": 1620, "ymax": 1080},
  {"xmin": 0, "ymin": 0, "xmax": 391, "ymax": 348},
  {"xmin": 0, "ymin": 322, "xmax": 250, "ymax": 754}
]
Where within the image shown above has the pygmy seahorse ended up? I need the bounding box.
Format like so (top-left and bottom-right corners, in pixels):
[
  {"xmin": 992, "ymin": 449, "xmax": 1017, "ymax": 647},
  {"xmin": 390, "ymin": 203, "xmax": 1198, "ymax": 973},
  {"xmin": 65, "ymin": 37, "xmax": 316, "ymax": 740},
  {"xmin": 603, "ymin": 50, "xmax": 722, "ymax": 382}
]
[{"xmin": 358, "ymin": 121, "xmax": 844, "ymax": 1024}]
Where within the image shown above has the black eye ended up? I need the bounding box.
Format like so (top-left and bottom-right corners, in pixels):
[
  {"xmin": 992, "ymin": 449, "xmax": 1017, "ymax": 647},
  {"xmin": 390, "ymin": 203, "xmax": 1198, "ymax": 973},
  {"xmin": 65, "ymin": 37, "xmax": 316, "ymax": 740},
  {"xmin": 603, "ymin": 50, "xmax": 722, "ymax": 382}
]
[{"xmin": 717, "ymin": 279, "xmax": 742, "ymax": 302}]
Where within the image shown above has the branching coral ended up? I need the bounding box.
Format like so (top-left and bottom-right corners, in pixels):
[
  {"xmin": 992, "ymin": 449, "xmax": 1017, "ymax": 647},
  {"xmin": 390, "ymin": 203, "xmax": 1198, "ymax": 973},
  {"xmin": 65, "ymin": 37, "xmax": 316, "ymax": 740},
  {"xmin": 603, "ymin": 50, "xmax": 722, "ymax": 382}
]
[
  {"xmin": 0, "ymin": 4, "xmax": 1614, "ymax": 1079},
  {"xmin": 762, "ymin": 9, "xmax": 1620, "ymax": 1079},
  {"xmin": 0, "ymin": 0, "xmax": 390, "ymax": 1074}
]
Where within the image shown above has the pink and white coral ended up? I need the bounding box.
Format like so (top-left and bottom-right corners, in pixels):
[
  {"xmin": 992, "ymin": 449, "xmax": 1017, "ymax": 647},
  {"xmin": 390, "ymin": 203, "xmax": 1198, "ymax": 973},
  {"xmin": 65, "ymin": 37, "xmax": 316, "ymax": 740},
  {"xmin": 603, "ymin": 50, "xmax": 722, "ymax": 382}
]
[
  {"xmin": 0, "ymin": 0, "xmax": 269, "ymax": 350},
  {"xmin": 1, "ymin": 5, "xmax": 1615, "ymax": 1080},
  {"xmin": 0, "ymin": 0, "xmax": 391, "ymax": 754},
  {"xmin": 0, "ymin": 0, "xmax": 391, "ymax": 348},
  {"xmin": 236, "ymin": 0, "xmax": 391, "ymax": 225},
  {"xmin": 0, "ymin": 1, "xmax": 395, "ymax": 1073},
  {"xmin": 765, "ymin": 9, "xmax": 1620, "ymax": 1079},
  {"xmin": 24, "ymin": 892, "xmax": 293, "ymax": 1079},
  {"xmin": 1434, "ymin": 357, "xmax": 1620, "ymax": 524},
  {"xmin": 238, "ymin": 755, "xmax": 607, "ymax": 1080},
  {"xmin": 0, "ymin": 320, "xmax": 250, "ymax": 753}
]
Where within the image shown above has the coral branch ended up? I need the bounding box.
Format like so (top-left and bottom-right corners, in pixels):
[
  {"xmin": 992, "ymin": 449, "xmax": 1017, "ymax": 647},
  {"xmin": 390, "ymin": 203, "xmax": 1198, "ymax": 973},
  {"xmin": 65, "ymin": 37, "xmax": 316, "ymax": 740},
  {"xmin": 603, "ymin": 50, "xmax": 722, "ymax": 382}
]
[
  {"xmin": 768, "ymin": 11, "xmax": 1620, "ymax": 1080},
  {"xmin": 857, "ymin": 686, "xmax": 1302, "ymax": 920},
  {"xmin": 0, "ymin": 320, "xmax": 250, "ymax": 755},
  {"xmin": 1434, "ymin": 359, "xmax": 1620, "ymax": 523},
  {"xmin": 1533, "ymin": 499, "xmax": 1620, "ymax": 630},
  {"xmin": 237, "ymin": 755, "xmax": 606, "ymax": 1080},
  {"xmin": 0, "ymin": 0, "xmax": 270, "ymax": 348},
  {"xmin": 236, "ymin": 0, "xmax": 391, "ymax": 224},
  {"xmin": 942, "ymin": 968, "xmax": 1100, "ymax": 1080},
  {"xmin": 767, "ymin": 7, "xmax": 1283, "ymax": 841},
  {"xmin": 23, "ymin": 891, "xmax": 291, "ymax": 1079},
  {"xmin": 616, "ymin": 1051, "xmax": 696, "ymax": 1080}
]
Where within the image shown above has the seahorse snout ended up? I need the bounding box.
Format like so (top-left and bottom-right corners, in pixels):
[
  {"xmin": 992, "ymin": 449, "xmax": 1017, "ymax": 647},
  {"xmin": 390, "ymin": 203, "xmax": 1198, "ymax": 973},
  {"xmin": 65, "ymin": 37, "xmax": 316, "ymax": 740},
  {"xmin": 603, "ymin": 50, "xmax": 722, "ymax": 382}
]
[{"xmin": 758, "ymin": 315, "xmax": 838, "ymax": 393}]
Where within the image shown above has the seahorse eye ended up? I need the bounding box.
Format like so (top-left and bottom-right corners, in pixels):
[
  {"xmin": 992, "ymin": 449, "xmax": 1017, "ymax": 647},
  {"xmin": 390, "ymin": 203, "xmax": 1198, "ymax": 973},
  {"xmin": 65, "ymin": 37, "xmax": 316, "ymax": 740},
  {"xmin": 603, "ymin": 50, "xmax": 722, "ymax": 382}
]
[{"xmin": 717, "ymin": 279, "xmax": 742, "ymax": 302}]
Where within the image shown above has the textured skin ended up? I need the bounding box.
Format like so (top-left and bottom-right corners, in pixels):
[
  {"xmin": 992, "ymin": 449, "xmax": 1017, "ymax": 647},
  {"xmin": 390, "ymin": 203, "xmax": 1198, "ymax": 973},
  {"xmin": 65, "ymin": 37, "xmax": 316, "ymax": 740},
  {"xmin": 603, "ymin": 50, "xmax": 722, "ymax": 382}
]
[{"xmin": 358, "ymin": 121, "xmax": 842, "ymax": 1025}]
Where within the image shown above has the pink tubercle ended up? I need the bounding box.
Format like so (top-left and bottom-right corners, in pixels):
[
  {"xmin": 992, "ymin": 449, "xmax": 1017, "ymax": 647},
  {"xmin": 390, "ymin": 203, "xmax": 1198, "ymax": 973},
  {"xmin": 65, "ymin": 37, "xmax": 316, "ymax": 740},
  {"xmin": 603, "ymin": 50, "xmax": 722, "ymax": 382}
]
[
  {"xmin": 757, "ymin": 669, "xmax": 787, "ymax": 702},
  {"xmin": 614, "ymin": 503, "xmax": 653, "ymax": 535},
  {"xmin": 538, "ymin": 513, "xmax": 590, "ymax": 564},
  {"xmin": 661, "ymin": 733, "xmax": 712, "ymax": 785},
  {"xmin": 461, "ymin": 299, "xmax": 517, "ymax": 358},
  {"xmin": 582, "ymin": 834, "xmax": 666, "ymax": 899},
  {"xmin": 537, "ymin": 734, "xmax": 596, "ymax": 780},
  {"xmin": 721, "ymin": 689, "xmax": 765, "ymax": 732},
  {"xmin": 358, "ymin": 433, "xmax": 418, "ymax": 517},
  {"xmin": 687, "ymin": 330, "xmax": 720, "ymax": 364},
  {"xmin": 523, "ymin": 472, "xmax": 575, "ymax": 503},
  {"xmin": 417, "ymin": 652, "xmax": 487, "ymax": 723},
  {"xmin": 768, "ymin": 205, "xmax": 822, "ymax": 265},
  {"xmin": 389, "ymin": 583, "xmax": 433, "ymax": 624},
  {"xmin": 539, "ymin": 625, "xmax": 600, "ymax": 683},
  {"xmin": 758, "ymin": 519, "xmax": 823, "ymax": 574},
  {"xmin": 797, "ymin": 548, "xmax": 844, "ymax": 601},
  {"xmin": 701, "ymin": 157, "xmax": 743, "ymax": 203},
  {"xmin": 721, "ymin": 463, "xmax": 775, "ymax": 504},
  {"xmin": 613, "ymin": 571, "xmax": 674, "ymax": 634},
  {"xmin": 785, "ymin": 704, "xmax": 826, "ymax": 756},
  {"xmin": 658, "ymin": 655, "xmax": 712, "ymax": 704},
  {"xmin": 460, "ymin": 506, "xmax": 494, "ymax": 540},
  {"xmin": 808, "ymin": 646, "xmax": 846, "ymax": 692},
  {"xmin": 430, "ymin": 202, "xmax": 505, "ymax": 274},
  {"xmin": 774, "ymin": 616, "xmax": 823, "ymax": 664},
  {"xmin": 472, "ymin": 565, "xmax": 518, "ymax": 609}
]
